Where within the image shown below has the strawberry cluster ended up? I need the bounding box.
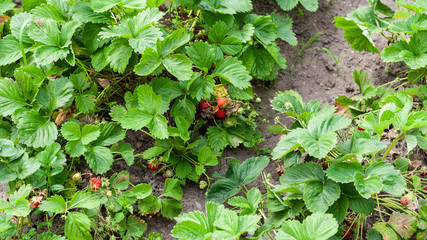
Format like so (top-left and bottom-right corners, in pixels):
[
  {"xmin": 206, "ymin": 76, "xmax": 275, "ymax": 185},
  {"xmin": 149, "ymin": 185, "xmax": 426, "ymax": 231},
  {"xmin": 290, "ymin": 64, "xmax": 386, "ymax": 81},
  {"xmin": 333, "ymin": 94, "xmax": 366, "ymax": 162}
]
[{"xmin": 90, "ymin": 177, "xmax": 102, "ymax": 191}]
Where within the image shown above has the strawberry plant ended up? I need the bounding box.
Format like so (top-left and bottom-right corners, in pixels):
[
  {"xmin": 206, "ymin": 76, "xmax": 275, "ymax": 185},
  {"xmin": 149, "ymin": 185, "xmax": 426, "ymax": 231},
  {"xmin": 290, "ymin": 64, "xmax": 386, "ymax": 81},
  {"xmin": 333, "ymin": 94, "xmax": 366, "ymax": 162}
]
[{"xmin": 335, "ymin": 0, "xmax": 427, "ymax": 82}]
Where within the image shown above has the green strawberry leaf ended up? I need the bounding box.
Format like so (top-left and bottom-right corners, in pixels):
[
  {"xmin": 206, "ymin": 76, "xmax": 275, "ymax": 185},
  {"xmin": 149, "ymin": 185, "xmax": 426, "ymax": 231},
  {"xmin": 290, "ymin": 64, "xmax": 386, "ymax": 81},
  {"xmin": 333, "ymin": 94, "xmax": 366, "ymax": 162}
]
[
  {"xmin": 157, "ymin": 29, "xmax": 192, "ymax": 57},
  {"xmin": 186, "ymin": 40, "xmax": 215, "ymax": 71},
  {"xmin": 134, "ymin": 48, "xmax": 162, "ymax": 76},
  {"xmin": 162, "ymin": 54, "xmax": 193, "ymax": 81},
  {"xmin": 354, "ymin": 172, "xmax": 382, "ymax": 199},
  {"xmin": 348, "ymin": 196, "xmax": 374, "ymax": 214},
  {"xmin": 106, "ymin": 38, "xmax": 133, "ymax": 73},
  {"xmin": 189, "ymin": 75, "xmax": 215, "ymax": 101},
  {"xmin": 365, "ymin": 162, "xmax": 405, "ymax": 196},
  {"xmin": 71, "ymin": 2, "xmax": 111, "ymax": 23},
  {"xmin": 212, "ymin": 57, "xmax": 251, "ymax": 89},
  {"xmin": 281, "ymin": 162, "xmax": 325, "ymax": 184},
  {"xmin": 17, "ymin": 111, "xmax": 58, "ymax": 148},
  {"xmin": 212, "ymin": 212, "xmax": 260, "ymax": 239},
  {"xmin": 303, "ymin": 179, "xmax": 340, "ymax": 213},
  {"xmin": 91, "ymin": 0, "xmax": 121, "ymax": 12},
  {"xmin": 277, "ymin": 213, "xmax": 338, "ymax": 240},
  {"xmin": 162, "ymin": 178, "xmax": 183, "ymax": 201},
  {"xmin": 326, "ymin": 195, "xmax": 348, "ymax": 223},
  {"xmin": 39, "ymin": 195, "xmax": 66, "ymax": 214},
  {"xmin": 271, "ymin": 13, "xmax": 297, "ymax": 46},
  {"xmin": 64, "ymin": 212, "xmax": 91, "ymax": 240},
  {"xmin": 160, "ymin": 198, "xmax": 182, "ymax": 220},
  {"xmin": 84, "ymin": 146, "xmax": 114, "ymax": 174},
  {"xmin": 69, "ymin": 191, "xmax": 101, "ymax": 210},
  {"xmin": 326, "ymin": 162, "xmax": 363, "ymax": 183}
]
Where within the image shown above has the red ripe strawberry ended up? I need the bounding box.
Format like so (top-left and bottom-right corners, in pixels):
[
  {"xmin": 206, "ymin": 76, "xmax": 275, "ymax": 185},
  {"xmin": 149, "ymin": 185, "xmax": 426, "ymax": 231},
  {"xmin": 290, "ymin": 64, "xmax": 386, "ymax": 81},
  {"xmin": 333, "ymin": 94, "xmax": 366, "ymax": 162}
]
[
  {"xmin": 90, "ymin": 178, "xmax": 102, "ymax": 191},
  {"xmin": 162, "ymin": 176, "xmax": 167, "ymax": 180},
  {"xmin": 199, "ymin": 100, "xmax": 211, "ymax": 111},
  {"xmin": 276, "ymin": 166, "xmax": 285, "ymax": 176},
  {"xmin": 358, "ymin": 126, "xmax": 365, "ymax": 131},
  {"xmin": 148, "ymin": 164, "xmax": 158, "ymax": 171},
  {"xmin": 342, "ymin": 229, "xmax": 352, "ymax": 238},
  {"xmin": 30, "ymin": 196, "xmax": 43, "ymax": 208},
  {"xmin": 217, "ymin": 97, "xmax": 228, "ymax": 108},
  {"xmin": 425, "ymin": 186, "xmax": 427, "ymax": 191},
  {"xmin": 401, "ymin": 196, "xmax": 409, "ymax": 205},
  {"xmin": 213, "ymin": 106, "xmax": 226, "ymax": 119}
]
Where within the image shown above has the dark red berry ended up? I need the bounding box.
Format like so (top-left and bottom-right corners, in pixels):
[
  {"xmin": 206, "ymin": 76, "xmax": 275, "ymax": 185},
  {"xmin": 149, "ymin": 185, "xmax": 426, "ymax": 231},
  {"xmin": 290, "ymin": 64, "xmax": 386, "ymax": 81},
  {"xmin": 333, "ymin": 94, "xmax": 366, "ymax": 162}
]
[{"xmin": 213, "ymin": 106, "xmax": 226, "ymax": 119}]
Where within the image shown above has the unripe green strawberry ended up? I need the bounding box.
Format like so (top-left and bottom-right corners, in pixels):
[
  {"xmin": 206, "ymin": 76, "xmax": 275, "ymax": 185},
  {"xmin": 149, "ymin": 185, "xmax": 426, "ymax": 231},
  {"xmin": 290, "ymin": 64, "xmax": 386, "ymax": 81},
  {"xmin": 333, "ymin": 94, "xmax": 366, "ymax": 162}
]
[
  {"xmin": 72, "ymin": 172, "xmax": 82, "ymax": 183},
  {"xmin": 199, "ymin": 181, "xmax": 208, "ymax": 189}
]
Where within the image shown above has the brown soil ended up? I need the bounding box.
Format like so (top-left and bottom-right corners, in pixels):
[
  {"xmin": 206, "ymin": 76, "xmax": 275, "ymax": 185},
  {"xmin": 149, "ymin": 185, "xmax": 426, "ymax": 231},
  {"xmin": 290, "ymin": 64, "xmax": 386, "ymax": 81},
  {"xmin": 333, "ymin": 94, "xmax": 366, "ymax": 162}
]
[{"xmin": 0, "ymin": 0, "xmax": 405, "ymax": 239}]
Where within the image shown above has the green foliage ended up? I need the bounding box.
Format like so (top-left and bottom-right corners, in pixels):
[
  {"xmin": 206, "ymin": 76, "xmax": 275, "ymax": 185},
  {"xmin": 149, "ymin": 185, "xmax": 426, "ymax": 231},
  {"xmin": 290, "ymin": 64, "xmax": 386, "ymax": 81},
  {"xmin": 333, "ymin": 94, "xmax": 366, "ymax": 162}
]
[{"xmin": 207, "ymin": 156, "xmax": 269, "ymax": 203}]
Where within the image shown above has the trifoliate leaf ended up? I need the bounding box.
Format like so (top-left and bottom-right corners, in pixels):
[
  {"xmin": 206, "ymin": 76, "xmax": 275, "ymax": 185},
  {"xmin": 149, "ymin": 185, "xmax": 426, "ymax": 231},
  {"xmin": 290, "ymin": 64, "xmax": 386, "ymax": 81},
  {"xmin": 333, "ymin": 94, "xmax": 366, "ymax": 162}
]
[
  {"xmin": 17, "ymin": 111, "xmax": 58, "ymax": 148},
  {"xmin": 365, "ymin": 162, "xmax": 405, "ymax": 196},
  {"xmin": 106, "ymin": 38, "xmax": 133, "ymax": 73},
  {"xmin": 129, "ymin": 27, "xmax": 163, "ymax": 54},
  {"xmin": 212, "ymin": 57, "xmax": 251, "ymax": 89},
  {"xmin": 84, "ymin": 146, "xmax": 114, "ymax": 174},
  {"xmin": 299, "ymin": 131, "xmax": 337, "ymax": 159},
  {"xmin": 381, "ymin": 31, "xmax": 427, "ymax": 69},
  {"xmin": 388, "ymin": 13, "xmax": 427, "ymax": 33}
]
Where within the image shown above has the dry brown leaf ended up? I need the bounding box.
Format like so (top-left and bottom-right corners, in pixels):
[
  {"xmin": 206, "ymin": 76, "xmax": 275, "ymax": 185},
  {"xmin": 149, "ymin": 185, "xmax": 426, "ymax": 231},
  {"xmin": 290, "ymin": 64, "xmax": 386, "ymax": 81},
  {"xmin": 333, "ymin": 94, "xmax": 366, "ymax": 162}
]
[{"xmin": 96, "ymin": 78, "xmax": 110, "ymax": 89}]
